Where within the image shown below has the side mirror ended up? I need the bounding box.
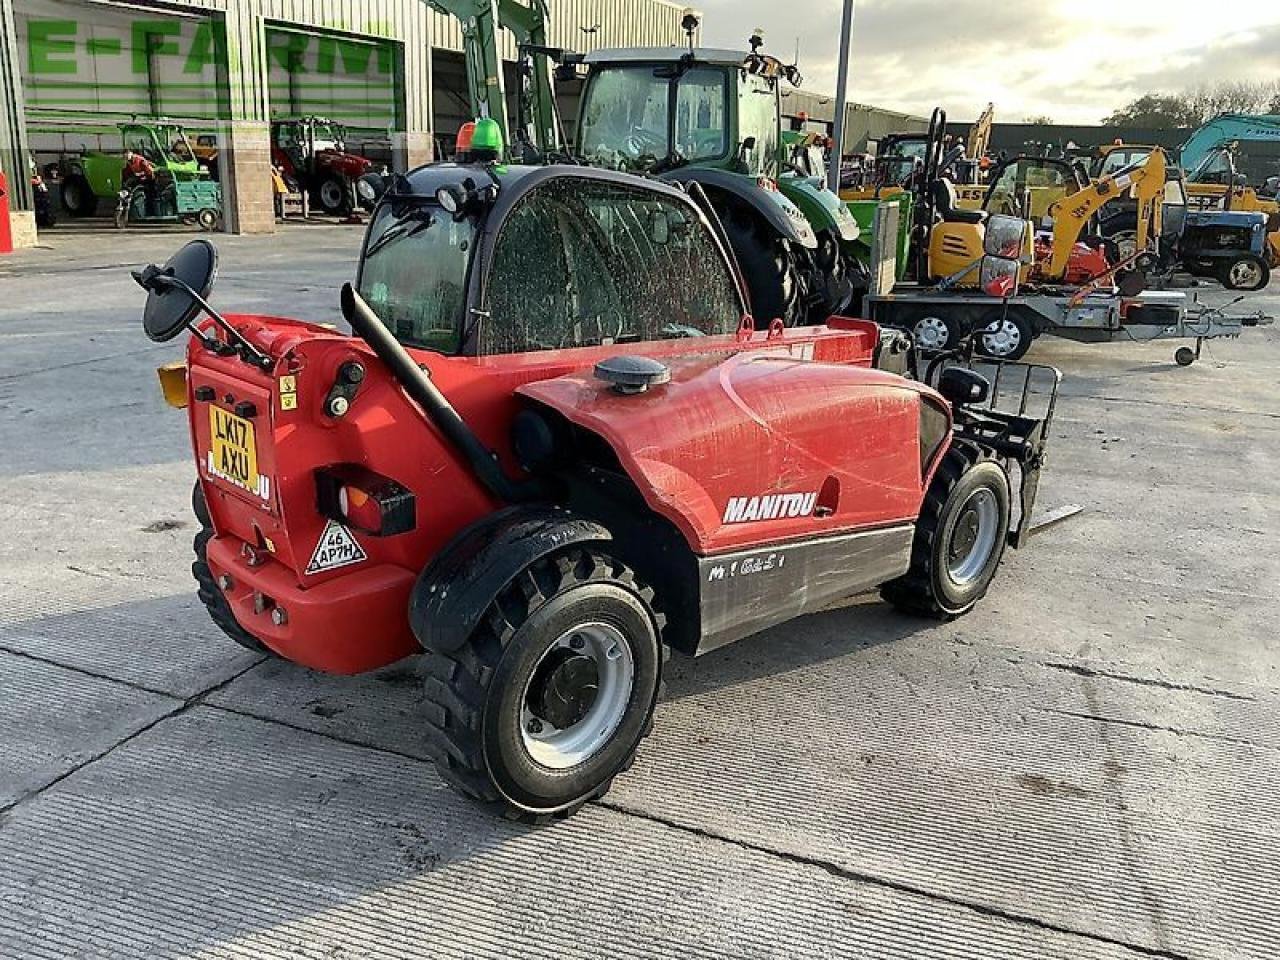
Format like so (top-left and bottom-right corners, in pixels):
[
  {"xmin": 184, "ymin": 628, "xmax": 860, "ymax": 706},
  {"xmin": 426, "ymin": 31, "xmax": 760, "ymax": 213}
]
[
  {"xmin": 938, "ymin": 367, "xmax": 990, "ymax": 407},
  {"xmin": 132, "ymin": 239, "xmax": 218, "ymax": 342}
]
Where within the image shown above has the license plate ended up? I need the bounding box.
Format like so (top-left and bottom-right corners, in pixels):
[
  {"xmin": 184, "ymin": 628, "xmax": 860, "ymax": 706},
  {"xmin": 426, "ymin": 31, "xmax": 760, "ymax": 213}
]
[{"xmin": 208, "ymin": 406, "xmax": 260, "ymax": 495}]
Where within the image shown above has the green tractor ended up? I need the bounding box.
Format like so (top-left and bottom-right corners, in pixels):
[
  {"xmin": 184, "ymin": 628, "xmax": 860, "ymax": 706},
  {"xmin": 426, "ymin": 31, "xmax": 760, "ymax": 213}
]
[
  {"xmin": 575, "ymin": 35, "xmax": 865, "ymax": 324},
  {"xmin": 59, "ymin": 121, "xmax": 209, "ymax": 217}
]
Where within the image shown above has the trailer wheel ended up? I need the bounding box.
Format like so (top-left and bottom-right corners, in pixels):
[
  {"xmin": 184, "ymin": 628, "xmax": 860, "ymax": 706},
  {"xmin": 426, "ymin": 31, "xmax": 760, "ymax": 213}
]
[
  {"xmin": 975, "ymin": 310, "xmax": 1033, "ymax": 361},
  {"xmin": 882, "ymin": 445, "xmax": 1010, "ymax": 619},
  {"xmin": 721, "ymin": 207, "xmax": 800, "ymax": 325},
  {"xmin": 191, "ymin": 484, "xmax": 272, "ymax": 655},
  {"xmin": 1174, "ymin": 346, "xmax": 1197, "ymax": 367},
  {"xmin": 910, "ymin": 311, "xmax": 961, "ymax": 352},
  {"xmin": 422, "ymin": 548, "xmax": 664, "ymax": 821},
  {"xmin": 1220, "ymin": 254, "xmax": 1270, "ymax": 291}
]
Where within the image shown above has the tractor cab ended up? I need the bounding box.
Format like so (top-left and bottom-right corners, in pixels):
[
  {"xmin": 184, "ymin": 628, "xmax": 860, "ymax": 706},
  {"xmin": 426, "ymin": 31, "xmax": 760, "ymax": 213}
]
[
  {"xmin": 1090, "ymin": 143, "xmax": 1154, "ymax": 180},
  {"xmin": 120, "ymin": 122, "xmax": 204, "ymax": 180}
]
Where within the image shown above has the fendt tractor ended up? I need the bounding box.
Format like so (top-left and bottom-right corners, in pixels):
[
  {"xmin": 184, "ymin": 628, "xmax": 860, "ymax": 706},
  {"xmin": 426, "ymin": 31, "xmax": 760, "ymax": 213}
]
[{"xmin": 136, "ymin": 136, "xmax": 1058, "ymax": 820}]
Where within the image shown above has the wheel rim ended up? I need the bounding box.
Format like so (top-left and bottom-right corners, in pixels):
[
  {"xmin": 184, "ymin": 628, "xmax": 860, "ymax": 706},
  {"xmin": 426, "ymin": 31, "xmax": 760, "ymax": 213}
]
[
  {"xmin": 947, "ymin": 488, "xmax": 1001, "ymax": 585},
  {"xmin": 520, "ymin": 622, "xmax": 635, "ymax": 770},
  {"xmin": 1229, "ymin": 260, "xmax": 1262, "ymax": 289},
  {"xmin": 980, "ymin": 318, "xmax": 1022, "ymax": 357},
  {"xmin": 914, "ymin": 315, "xmax": 951, "ymax": 350},
  {"xmin": 320, "ymin": 180, "xmax": 344, "ymax": 210}
]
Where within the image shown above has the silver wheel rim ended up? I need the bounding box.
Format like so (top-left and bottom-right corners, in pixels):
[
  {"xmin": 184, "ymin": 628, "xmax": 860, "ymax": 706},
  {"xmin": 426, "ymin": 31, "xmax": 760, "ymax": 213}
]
[
  {"xmin": 981, "ymin": 318, "xmax": 1022, "ymax": 357},
  {"xmin": 320, "ymin": 180, "xmax": 344, "ymax": 210},
  {"xmin": 520, "ymin": 622, "xmax": 635, "ymax": 770},
  {"xmin": 947, "ymin": 488, "xmax": 1000, "ymax": 584},
  {"xmin": 1229, "ymin": 260, "xmax": 1262, "ymax": 288},
  {"xmin": 914, "ymin": 315, "xmax": 951, "ymax": 350}
]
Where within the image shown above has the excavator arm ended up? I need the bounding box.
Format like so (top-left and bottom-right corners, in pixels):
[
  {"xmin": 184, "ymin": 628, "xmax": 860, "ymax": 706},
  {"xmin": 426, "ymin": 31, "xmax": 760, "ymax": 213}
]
[
  {"xmin": 1045, "ymin": 149, "xmax": 1166, "ymax": 281},
  {"xmin": 1179, "ymin": 114, "xmax": 1280, "ymax": 175},
  {"xmin": 967, "ymin": 103, "xmax": 994, "ymax": 160},
  {"xmin": 424, "ymin": 0, "xmax": 562, "ymax": 159}
]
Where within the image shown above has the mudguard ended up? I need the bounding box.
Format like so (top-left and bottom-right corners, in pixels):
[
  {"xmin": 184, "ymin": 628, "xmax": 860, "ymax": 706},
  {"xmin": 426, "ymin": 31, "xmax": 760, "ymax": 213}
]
[
  {"xmin": 408, "ymin": 506, "xmax": 613, "ymax": 654},
  {"xmin": 779, "ymin": 175, "xmax": 861, "ymax": 243},
  {"xmin": 660, "ymin": 168, "xmax": 818, "ymax": 248}
]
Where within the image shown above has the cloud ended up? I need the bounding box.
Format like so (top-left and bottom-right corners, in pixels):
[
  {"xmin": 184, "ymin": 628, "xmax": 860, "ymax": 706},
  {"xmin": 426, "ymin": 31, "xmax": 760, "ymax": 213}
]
[{"xmin": 695, "ymin": 0, "xmax": 1280, "ymax": 123}]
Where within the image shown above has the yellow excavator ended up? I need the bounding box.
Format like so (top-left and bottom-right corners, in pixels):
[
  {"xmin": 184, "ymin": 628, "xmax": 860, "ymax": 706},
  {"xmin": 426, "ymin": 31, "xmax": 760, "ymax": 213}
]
[{"xmin": 924, "ymin": 149, "xmax": 1170, "ymax": 287}]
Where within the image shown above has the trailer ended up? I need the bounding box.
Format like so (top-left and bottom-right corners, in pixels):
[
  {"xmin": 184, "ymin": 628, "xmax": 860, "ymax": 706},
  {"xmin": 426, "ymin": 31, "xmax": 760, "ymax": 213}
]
[{"xmin": 868, "ymin": 286, "xmax": 1271, "ymax": 366}]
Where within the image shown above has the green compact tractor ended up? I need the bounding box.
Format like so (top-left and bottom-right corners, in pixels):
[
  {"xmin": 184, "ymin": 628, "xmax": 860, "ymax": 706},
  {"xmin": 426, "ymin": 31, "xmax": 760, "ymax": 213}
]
[
  {"xmin": 59, "ymin": 121, "xmax": 211, "ymax": 218},
  {"xmin": 575, "ymin": 36, "xmax": 866, "ymax": 325}
]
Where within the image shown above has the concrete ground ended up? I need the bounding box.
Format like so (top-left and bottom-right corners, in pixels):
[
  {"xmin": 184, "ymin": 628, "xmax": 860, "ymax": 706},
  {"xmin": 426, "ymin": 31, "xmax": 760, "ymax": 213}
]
[{"xmin": 1, "ymin": 225, "xmax": 1278, "ymax": 960}]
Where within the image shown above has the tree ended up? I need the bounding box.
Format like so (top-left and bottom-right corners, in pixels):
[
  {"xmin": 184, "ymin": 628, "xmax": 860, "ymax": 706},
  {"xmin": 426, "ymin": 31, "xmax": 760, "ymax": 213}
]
[
  {"xmin": 1104, "ymin": 81, "xmax": 1280, "ymax": 129},
  {"xmin": 1102, "ymin": 94, "xmax": 1200, "ymax": 129},
  {"xmin": 1022, "ymin": 114, "xmax": 1054, "ymax": 125}
]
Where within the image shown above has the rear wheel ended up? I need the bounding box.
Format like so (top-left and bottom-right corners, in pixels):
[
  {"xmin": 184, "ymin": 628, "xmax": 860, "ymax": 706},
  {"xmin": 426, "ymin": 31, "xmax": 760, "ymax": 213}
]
[
  {"xmin": 422, "ymin": 548, "xmax": 664, "ymax": 820},
  {"xmin": 192, "ymin": 484, "xmax": 272, "ymax": 655},
  {"xmin": 882, "ymin": 445, "xmax": 1010, "ymax": 619},
  {"xmin": 60, "ymin": 175, "xmax": 96, "ymax": 217},
  {"xmin": 721, "ymin": 208, "xmax": 801, "ymax": 325},
  {"xmin": 1220, "ymin": 254, "xmax": 1270, "ymax": 291}
]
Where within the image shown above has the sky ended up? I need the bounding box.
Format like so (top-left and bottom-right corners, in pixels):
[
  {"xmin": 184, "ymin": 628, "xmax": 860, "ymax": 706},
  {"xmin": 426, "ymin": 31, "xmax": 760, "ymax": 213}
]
[{"xmin": 695, "ymin": 0, "xmax": 1280, "ymax": 124}]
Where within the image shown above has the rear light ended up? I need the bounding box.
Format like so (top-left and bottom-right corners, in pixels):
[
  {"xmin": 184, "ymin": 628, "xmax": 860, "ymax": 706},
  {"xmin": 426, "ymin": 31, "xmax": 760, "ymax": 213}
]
[{"xmin": 315, "ymin": 465, "xmax": 415, "ymax": 536}]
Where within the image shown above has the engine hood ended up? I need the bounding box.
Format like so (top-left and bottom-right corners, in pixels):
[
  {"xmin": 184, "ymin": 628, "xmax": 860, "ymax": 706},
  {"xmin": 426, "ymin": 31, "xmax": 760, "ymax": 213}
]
[{"xmin": 518, "ymin": 351, "xmax": 944, "ymax": 555}]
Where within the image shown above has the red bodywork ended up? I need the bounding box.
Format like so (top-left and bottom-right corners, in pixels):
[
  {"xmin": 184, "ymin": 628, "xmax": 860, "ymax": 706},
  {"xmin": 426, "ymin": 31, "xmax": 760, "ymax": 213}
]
[
  {"xmin": 1032, "ymin": 233, "xmax": 1113, "ymax": 285},
  {"xmin": 189, "ymin": 316, "xmax": 949, "ymax": 675}
]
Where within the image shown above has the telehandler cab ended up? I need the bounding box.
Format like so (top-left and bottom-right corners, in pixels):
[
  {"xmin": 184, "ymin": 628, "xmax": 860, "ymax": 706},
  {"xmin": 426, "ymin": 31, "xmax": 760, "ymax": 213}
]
[{"xmin": 137, "ymin": 153, "xmax": 1057, "ymax": 820}]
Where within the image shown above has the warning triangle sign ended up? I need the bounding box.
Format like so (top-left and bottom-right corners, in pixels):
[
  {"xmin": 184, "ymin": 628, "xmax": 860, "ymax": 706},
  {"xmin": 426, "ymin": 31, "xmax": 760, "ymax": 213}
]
[{"xmin": 306, "ymin": 520, "xmax": 368, "ymax": 575}]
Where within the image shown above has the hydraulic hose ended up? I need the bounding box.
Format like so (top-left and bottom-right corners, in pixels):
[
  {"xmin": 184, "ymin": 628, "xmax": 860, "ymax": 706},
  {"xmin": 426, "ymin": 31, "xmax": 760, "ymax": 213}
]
[{"xmin": 340, "ymin": 283, "xmax": 544, "ymax": 503}]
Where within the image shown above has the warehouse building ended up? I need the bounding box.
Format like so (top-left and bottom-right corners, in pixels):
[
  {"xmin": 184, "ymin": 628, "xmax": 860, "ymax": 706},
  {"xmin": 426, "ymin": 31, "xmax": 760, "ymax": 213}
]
[{"xmin": 0, "ymin": 0, "xmax": 689, "ymax": 242}]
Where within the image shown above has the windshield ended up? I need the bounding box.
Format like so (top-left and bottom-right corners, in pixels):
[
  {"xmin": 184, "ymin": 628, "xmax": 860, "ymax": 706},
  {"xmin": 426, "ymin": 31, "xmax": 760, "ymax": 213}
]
[
  {"xmin": 883, "ymin": 138, "xmax": 929, "ymax": 161},
  {"xmin": 356, "ymin": 202, "xmax": 475, "ymax": 353},
  {"xmin": 312, "ymin": 122, "xmax": 343, "ymax": 151},
  {"xmin": 1096, "ymin": 148, "xmax": 1150, "ymax": 178},
  {"xmin": 579, "ymin": 65, "xmax": 729, "ymax": 172}
]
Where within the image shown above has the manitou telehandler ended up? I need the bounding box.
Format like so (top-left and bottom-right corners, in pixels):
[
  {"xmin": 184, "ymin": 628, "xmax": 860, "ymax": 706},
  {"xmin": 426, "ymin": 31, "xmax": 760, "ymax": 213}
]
[{"xmin": 136, "ymin": 140, "xmax": 1059, "ymax": 821}]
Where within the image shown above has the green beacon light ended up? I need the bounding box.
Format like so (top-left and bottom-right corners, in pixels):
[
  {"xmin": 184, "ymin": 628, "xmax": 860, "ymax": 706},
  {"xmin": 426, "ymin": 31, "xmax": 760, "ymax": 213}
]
[{"xmin": 471, "ymin": 117, "xmax": 504, "ymax": 160}]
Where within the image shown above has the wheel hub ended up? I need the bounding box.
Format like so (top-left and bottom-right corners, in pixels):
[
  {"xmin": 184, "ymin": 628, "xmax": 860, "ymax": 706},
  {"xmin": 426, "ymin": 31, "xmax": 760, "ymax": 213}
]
[
  {"xmin": 915, "ymin": 316, "xmax": 950, "ymax": 350},
  {"xmin": 519, "ymin": 622, "xmax": 636, "ymax": 770},
  {"xmin": 982, "ymin": 319, "xmax": 1020, "ymax": 356},
  {"xmin": 946, "ymin": 488, "xmax": 1000, "ymax": 584},
  {"xmin": 1231, "ymin": 261, "xmax": 1261, "ymax": 288},
  {"xmin": 528, "ymin": 649, "xmax": 599, "ymax": 730}
]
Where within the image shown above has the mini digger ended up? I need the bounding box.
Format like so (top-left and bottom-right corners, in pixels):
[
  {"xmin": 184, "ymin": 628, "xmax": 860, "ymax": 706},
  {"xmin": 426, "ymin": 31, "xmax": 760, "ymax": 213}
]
[{"xmin": 136, "ymin": 141, "xmax": 1058, "ymax": 819}]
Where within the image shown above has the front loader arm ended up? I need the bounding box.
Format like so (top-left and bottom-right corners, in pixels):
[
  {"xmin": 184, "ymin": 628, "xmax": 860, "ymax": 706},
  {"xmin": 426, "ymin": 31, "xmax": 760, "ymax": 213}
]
[{"xmin": 422, "ymin": 0, "xmax": 561, "ymax": 158}]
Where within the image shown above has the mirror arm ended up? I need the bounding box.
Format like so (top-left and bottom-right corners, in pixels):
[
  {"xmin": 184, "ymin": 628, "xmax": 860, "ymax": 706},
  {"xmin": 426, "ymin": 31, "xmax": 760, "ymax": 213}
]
[{"xmin": 151, "ymin": 274, "xmax": 274, "ymax": 369}]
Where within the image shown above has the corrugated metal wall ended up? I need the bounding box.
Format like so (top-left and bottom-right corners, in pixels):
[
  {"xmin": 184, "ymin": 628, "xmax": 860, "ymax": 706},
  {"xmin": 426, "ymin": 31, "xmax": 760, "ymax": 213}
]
[{"xmin": 1, "ymin": 0, "xmax": 33, "ymax": 209}]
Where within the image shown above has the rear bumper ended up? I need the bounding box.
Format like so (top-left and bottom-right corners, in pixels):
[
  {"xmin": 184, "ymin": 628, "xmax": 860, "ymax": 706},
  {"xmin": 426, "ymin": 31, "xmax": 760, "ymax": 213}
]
[{"xmin": 205, "ymin": 535, "xmax": 419, "ymax": 674}]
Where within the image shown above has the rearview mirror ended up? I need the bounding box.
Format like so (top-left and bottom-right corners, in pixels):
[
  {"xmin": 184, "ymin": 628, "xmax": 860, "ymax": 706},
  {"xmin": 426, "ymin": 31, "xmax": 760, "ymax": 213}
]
[{"xmin": 133, "ymin": 239, "xmax": 218, "ymax": 343}]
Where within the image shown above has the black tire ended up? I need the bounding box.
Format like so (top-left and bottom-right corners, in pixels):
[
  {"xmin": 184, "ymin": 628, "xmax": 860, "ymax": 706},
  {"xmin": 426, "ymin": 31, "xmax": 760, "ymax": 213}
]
[
  {"xmin": 422, "ymin": 548, "xmax": 664, "ymax": 821},
  {"xmin": 881, "ymin": 445, "xmax": 1011, "ymax": 619},
  {"xmin": 720, "ymin": 207, "xmax": 801, "ymax": 326},
  {"xmin": 1174, "ymin": 346, "xmax": 1197, "ymax": 367},
  {"xmin": 192, "ymin": 484, "xmax": 272, "ymax": 655},
  {"xmin": 315, "ymin": 174, "xmax": 352, "ymax": 215},
  {"xmin": 906, "ymin": 307, "xmax": 962, "ymax": 352},
  {"xmin": 60, "ymin": 175, "xmax": 96, "ymax": 217},
  {"xmin": 799, "ymin": 230, "xmax": 856, "ymax": 323},
  {"xmin": 975, "ymin": 309, "xmax": 1033, "ymax": 361},
  {"xmin": 1219, "ymin": 254, "xmax": 1270, "ymax": 291}
]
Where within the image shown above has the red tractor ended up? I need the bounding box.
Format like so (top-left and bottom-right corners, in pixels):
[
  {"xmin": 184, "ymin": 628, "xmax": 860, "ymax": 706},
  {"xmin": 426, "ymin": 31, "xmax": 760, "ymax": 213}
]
[
  {"xmin": 135, "ymin": 158, "xmax": 1057, "ymax": 820},
  {"xmin": 270, "ymin": 116, "xmax": 372, "ymax": 215}
]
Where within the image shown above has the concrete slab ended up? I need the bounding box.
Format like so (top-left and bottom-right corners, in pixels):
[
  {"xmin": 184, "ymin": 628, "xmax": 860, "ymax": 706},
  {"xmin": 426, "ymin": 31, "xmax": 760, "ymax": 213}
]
[
  {"xmin": 0, "ymin": 708, "xmax": 1140, "ymax": 960},
  {"xmin": 0, "ymin": 650, "xmax": 178, "ymax": 808}
]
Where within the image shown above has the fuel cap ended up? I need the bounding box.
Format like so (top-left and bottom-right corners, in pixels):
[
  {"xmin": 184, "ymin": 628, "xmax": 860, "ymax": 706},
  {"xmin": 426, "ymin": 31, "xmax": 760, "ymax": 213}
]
[{"xmin": 593, "ymin": 355, "xmax": 671, "ymax": 395}]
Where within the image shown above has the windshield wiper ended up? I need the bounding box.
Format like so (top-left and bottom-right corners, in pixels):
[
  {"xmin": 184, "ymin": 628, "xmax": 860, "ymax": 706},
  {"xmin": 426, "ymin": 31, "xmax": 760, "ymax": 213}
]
[{"xmin": 364, "ymin": 211, "xmax": 436, "ymax": 259}]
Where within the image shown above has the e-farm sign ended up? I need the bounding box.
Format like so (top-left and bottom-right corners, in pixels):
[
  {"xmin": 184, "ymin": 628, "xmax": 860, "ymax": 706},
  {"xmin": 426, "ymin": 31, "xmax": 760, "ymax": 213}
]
[{"xmin": 16, "ymin": 0, "xmax": 398, "ymax": 129}]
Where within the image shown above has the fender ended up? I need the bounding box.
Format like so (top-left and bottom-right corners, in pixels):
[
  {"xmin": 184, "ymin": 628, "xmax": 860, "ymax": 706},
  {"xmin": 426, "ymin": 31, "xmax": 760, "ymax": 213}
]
[
  {"xmin": 409, "ymin": 506, "xmax": 613, "ymax": 654},
  {"xmin": 778, "ymin": 175, "xmax": 861, "ymax": 243},
  {"xmin": 659, "ymin": 168, "xmax": 818, "ymax": 249}
]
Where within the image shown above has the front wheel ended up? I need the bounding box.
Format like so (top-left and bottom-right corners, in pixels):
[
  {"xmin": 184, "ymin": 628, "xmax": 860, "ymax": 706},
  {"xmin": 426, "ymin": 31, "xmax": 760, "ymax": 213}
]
[
  {"xmin": 881, "ymin": 445, "xmax": 1011, "ymax": 619},
  {"xmin": 60, "ymin": 175, "xmax": 96, "ymax": 217},
  {"xmin": 422, "ymin": 548, "xmax": 664, "ymax": 820},
  {"xmin": 720, "ymin": 208, "xmax": 801, "ymax": 325},
  {"xmin": 192, "ymin": 484, "xmax": 273, "ymax": 655},
  {"xmin": 1220, "ymin": 254, "xmax": 1270, "ymax": 291},
  {"xmin": 316, "ymin": 174, "xmax": 352, "ymax": 215}
]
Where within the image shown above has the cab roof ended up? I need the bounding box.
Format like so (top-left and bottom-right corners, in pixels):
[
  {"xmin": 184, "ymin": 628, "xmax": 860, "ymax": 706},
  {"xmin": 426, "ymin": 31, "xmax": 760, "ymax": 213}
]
[{"xmin": 583, "ymin": 46, "xmax": 750, "ymax": 66}]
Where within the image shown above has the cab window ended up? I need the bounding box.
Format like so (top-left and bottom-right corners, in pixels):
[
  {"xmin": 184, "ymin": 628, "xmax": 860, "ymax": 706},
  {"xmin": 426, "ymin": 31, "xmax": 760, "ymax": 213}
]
[
  {"xmin": 482, "ymin": 178, "xmax": 742, "ymax": 355},
  {"xmin": 738, "ymin": 73, "xmax": 779, "ymax": 177}
]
